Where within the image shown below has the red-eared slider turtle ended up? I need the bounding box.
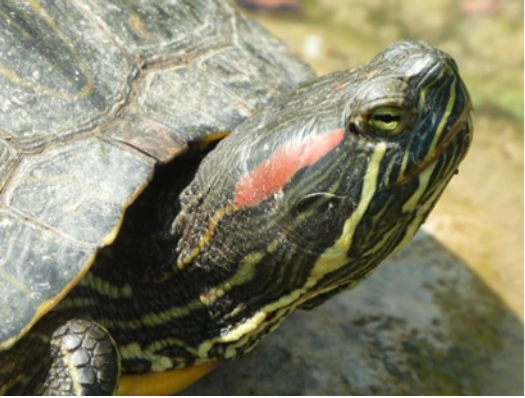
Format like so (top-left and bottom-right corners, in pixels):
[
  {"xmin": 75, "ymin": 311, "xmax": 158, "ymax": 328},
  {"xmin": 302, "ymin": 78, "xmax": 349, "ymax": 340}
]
[{"xmin": 0, "ymin": 0, "xmax": 472, "ymax": 395}]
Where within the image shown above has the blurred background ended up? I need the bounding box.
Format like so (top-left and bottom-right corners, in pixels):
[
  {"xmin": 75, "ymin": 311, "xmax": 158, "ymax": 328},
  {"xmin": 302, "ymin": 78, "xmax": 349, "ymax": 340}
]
[{"xmin": 187, "ymin": 0, "xmax": 524, "ymax": 394}]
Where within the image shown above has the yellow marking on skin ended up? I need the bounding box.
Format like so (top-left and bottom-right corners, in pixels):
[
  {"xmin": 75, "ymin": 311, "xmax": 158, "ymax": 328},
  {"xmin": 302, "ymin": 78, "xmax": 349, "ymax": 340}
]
[
  {"xmin": 119, "ymin": 343, "xmax": 173, "ymax": 372},
  {"xmin": 218, "ymin": 312, "xmax": 267, "ymax": 343},
  {"xmin": 420, "ymin": 67, "xmax": 444, "ymax": 105},
  {"xmin": 200, "ymin": 247, "xmax": 270, "ymax": 306},
  {"xmin": 402, "ymin": 162, "xmax": 436, "ymax": 213},
  {"xmin": 194, "ymin": 270, "xmax": 363, "ymax": 362},
  {"xmin": 140, "ymin": 300, "xmax": 202, "ymax": 328},
  {"xmin": 119, "ymin": 342, "xmax": 143, "ymax": 359},
  {"xmin": 395, "ymin": 106, "xmax": 469, "ymax": 187},
  {"xmin": 56, "ymin": 296, "xmax": 97, "ymax": 310},
  {"xmin": 399, "ymin": 145, "xmax": 411, "ymax": 177},
  {"xmin": 392, "ymin": 167, "xmax": 453, "ymax": 256},
  {"xmin": 198, "ymin": 279, "xmax": 360, "ymax": 359},
  {"xmin": 151, "ymin": 357, "xmax": 173, "ymax": 373},
  {"xmin": 178, "ymin": 247, "xmax": 200, "ymax": 268},
  {"xmin": 118, "ymin": 362, "xmax": 216, "ymax": 396},
  {"xmin": 144, "ymin": 338, "xmax": 199, "ymax": 358},
  {"xmin": 100, "ymin": 299, "xmax": 204, "ymax": 330},
  {"xmin": 399, "ymin": 67, "xmax": 446, "ymax": 180},
  {"xmin": 267, "ymin": 238, "xmax": 280, "ymax": 253},
  {"xmin": 200, "ymin": 239, "xmax": 288, "ymax": 317},
  {"xmin": 222, "ymin": 309, "xmax": 292, "ymax": 359},
  {"xmin": 364, "ymin": 163, "xmax": 436, "ymax": 256},
  {"xmin": 396, "ymin": 68, "xmax": 458, "ymax": 186},
  {"xmin": 197, "ymin": 341, "xmax": 214, "ymax": 358},
  {"xmin": 226, "ymin": 251, "xmax": 264, "ymax": 285},
  {"xmin": 222, "ymin": 317, "xmax": 275, "ymax": 360},
  {"xmin": 83, "ymin": 273, "xmax": 132, "ymax": 298},
  {"xmin": 219, "ymin": 280, "xmax": 360, "ymax": 357},
  {"xmin": 221, "ymin": 316, "xmax": 277, "ymax": 359},
  {"xmin": 307, "ymin": 143, "xmax": 387, "ymax": 284},
  {"xmin": 362, "ymin": 226, "xmax": 399, "ymax": 257},
  {"xmin": 0, "ymin": 252, "xmax": 97, "ymax": 350},
  {"xmin": 429, "ymin": 71, "xmax": 457, "ymax": 154},
  {"xmin": 99, "ymin": 318, "xmax": 143, "ymax": 330},
  {"xmin": 199, "ymin": 231, "xmax": 211, "ymax": 249},
  {"xmin": 258, "ymin": 279, "xmax": 357, "ymax": 322},
  {"xmin": 177, "ymin": 205, "xmax": 234, "ymax": 269},
  {"xmin": 225, "ymin": 302, "xmax": 247, "ymax": 319},
  {"xmin": 392, "ymin": 143, "xmax": 458, "ymax": 254},
  {"xmin": 0, "ymin": 1, "xmax": 94, "ymax": 100},
  {"xmin": 129, "ymin": 13, "xmax": 150, "ymax": 39},
  {"xmin": 224, "ymin": 346, "xmax": 237, "ymax": 359},
  {"xmin": 199, "ymin": 289, "xmax": 223, "ymax": 307}
]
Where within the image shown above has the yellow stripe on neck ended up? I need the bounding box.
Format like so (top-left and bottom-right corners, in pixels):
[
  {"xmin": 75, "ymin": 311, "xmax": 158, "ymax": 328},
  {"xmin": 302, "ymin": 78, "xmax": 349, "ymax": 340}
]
[{"xmin": 308, "ymin": 142, "xmax": 387, "ymax": 283}]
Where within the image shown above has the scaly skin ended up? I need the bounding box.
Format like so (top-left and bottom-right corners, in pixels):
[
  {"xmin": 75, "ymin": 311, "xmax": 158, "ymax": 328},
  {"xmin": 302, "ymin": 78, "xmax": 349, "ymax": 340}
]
[{"xmin": 42, "ymin": 319, "xmax": 119, "ymax": 396}]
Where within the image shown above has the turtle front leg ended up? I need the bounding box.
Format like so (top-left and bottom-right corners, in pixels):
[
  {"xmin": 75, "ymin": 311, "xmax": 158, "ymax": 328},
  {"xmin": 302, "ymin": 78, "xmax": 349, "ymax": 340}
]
[{"xmin": 41, "ymin": 318, "xmax": 120, "ymax": 396}]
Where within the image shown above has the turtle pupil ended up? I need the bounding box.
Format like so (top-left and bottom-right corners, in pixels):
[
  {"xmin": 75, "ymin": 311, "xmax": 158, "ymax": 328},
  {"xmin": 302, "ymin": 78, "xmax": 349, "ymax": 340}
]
[{"xmin": 372, "ymin": 113, "xmax": 400, "ymax": 123}]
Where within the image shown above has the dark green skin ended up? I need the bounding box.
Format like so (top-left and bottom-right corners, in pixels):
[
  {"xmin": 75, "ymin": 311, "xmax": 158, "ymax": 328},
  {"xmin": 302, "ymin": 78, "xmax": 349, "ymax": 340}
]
[{"xmin": 1, "ymin": 40, "xmax": 472, "ymax": 395}]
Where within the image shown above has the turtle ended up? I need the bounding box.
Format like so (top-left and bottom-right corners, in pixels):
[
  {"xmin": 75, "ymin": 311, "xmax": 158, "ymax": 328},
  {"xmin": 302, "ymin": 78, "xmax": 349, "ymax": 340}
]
[{"xmin": 0, "ymin": 0, "xmax": 473, "ymax": 395}]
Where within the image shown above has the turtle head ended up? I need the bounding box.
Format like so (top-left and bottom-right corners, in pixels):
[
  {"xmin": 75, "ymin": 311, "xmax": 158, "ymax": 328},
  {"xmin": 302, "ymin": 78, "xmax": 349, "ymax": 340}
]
[{"xmin": 175, "ymin": 40, "xmax": 472, "ymax": 351}]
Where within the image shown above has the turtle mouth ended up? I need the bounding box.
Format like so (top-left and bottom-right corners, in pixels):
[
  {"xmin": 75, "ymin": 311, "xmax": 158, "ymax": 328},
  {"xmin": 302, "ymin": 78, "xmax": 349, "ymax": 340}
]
[{"xmin": 393, "ymin": 107, "xmax": 472, "ymax": 187}]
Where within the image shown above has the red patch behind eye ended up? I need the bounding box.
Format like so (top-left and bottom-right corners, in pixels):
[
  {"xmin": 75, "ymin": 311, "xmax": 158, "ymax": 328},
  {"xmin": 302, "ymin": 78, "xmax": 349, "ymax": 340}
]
[{"xmin": 233, "ymin": 128, "xmax": 345, "ymax": 209}]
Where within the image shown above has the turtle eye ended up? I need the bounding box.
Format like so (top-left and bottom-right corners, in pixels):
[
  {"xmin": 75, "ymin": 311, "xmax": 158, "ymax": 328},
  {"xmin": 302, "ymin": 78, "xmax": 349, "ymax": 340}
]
[{"xmin": 368, "ymin": 106, "xmax": 405, "ymax": 135}]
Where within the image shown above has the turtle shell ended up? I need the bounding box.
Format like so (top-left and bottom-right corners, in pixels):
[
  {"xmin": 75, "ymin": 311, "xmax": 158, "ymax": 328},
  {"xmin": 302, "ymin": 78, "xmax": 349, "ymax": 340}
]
[{"xmin": 0, "ymin": 0, "xmax": 314, "ymax": 349}]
